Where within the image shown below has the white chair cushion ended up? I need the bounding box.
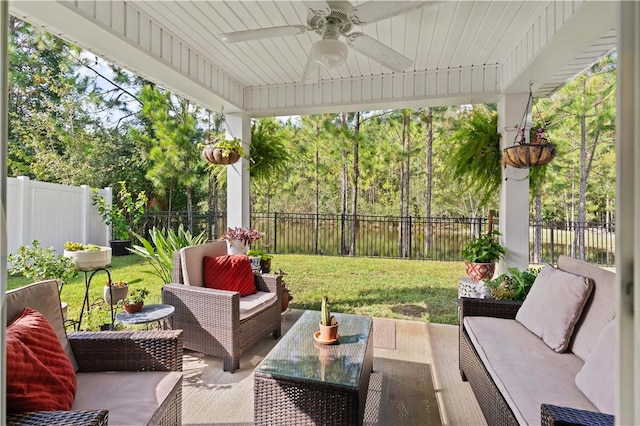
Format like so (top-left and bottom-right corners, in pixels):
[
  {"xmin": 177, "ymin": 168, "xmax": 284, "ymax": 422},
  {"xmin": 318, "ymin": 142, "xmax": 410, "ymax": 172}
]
[
  {"xmin": 73, "ymin": 371, "xmax": 182, "ymax": 426},
  {"xmin": 239, "ymin": 291, "xmax": 277, "ymax": 320},
  {"xmin": 180, "ymin": 241, "xmax": 228, "ymax": 287}
]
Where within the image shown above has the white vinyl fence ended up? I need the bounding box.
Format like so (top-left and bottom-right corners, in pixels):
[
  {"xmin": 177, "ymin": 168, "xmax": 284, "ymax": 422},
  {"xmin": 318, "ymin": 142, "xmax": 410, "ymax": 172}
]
[{"xmin": 6, "ymin": 176, "xmax": 112, "ymax": 260}]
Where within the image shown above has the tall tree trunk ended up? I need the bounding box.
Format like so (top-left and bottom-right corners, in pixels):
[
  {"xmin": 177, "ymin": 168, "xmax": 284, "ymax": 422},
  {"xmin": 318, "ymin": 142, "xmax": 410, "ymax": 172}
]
[
  {"xmin": 340, "ymin": 113, "xmax": 348, "ymax": 255},
  {"xmin": 402, "ymin": 111, "xmax": 411, "ymax": 257},
  {"xmin": 424, "ymin": 108, "xmax": 433, "ymax": 256},
  {"xmin": 186, "ymin": 185, "xmax": 193, "ymax": 233},
  {"xmin": 534, "ymin": 188, "xmax": 542, "ymax": 263},
  {"xmin": 314, "ymin": 122, "xmax": 320, "ymax": 255},
  {"xmin": 349, "ymin": 112, "xmax": 360, "ymax": 256},
  {"xmin": 577, "ymin": 111, "xmax": 587, "ymax": 260}
]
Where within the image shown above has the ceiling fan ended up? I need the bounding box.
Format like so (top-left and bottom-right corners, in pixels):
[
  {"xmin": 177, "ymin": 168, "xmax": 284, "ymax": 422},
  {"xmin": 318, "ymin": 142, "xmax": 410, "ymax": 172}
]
[{"xmin": 220, "ymin": 1, "xmax": 438, "ymax": 84}]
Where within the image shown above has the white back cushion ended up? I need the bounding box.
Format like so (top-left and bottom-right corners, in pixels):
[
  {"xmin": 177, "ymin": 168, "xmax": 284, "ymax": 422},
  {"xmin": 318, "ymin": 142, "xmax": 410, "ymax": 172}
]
[{"xmin": 180, "ymin": 241, "xmax": 228, "ymax": 287}]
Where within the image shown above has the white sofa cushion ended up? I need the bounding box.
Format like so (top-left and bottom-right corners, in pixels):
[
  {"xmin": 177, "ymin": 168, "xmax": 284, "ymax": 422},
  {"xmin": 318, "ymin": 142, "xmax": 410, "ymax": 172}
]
[
  {"xmin": 557, "ymin": 256, "xmax": 617, "ymax": 361},
  {"xmin": 516, "ymin": 265, "xmax": 593, "ymax": 352},
  {"xmin": 575, "ymin": 319, "xmax": 615, "ymax": 414},
  {"xmin": 239, "ymin": 291, "xmax": 277, "ymax": 320},
  {"xmin": 73, "ymin": 371, "xmax": 182, "ymax": 426},
  {"xmin": 465, "ymin": 316, "xmax": 598, "ymax": 425}
]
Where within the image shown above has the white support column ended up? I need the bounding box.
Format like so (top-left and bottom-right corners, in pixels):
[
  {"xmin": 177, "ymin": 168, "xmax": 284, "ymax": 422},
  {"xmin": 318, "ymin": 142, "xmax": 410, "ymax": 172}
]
[
  {"xmin": 616, "ymin": 2, "xmax": 639, "ymax": 423},
  {"xmin": 225, "ymin": 112, "xmax": 251, "ymax": 229},
  {"xmin": 1, "ymin": 0, "xmax": 9, "ymax": 420},
  {"xmin": 498, "ymin": 93, "xmax": 530, "ymax": 274}
]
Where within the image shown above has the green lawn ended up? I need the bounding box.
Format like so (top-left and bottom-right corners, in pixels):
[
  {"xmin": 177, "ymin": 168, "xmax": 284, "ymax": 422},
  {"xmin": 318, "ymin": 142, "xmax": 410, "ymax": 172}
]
[{"xmin": 8, "ymin": 254, "xmax": 466, "ymax": 330}]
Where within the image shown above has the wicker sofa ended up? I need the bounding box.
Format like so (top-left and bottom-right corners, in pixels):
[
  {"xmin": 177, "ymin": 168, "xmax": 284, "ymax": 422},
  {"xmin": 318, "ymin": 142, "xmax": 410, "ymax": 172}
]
[
  {"xmin": 6, "ymin": 280, "xmax": 183, "ymax": 426},
  {"xmin": 459, "ymin": 256, "xmax": 616, "ymax": 425},
  {"xmin": 163, "ymin": 241, "xmax": 283, "ymax": 372}
]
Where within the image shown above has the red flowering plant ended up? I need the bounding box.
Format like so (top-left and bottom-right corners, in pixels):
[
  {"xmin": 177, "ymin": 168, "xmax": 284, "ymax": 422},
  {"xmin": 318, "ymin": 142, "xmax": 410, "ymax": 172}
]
[{"xmin": 221, "ymin": 227, "xmax": 264, "ymax": 245}]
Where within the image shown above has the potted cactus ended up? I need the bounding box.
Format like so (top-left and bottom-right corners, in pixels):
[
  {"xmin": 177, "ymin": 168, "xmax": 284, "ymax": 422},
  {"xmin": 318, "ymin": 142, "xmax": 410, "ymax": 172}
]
[{"xmin": 317, "ymin": 296, "xmax": 338, "ymax": 343}]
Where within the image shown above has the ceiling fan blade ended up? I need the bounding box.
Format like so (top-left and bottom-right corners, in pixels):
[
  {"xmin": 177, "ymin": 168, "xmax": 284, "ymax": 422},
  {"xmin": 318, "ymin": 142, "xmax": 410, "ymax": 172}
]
[
  {"xmin": 349, "ymin": 1, "xmax": 437, "ymax": 26},
  {"xmin": 302, "ymin": 1, "xmax": 331, "ymax": 18},
  {"xmin": 301, "ymin": 50, "xmax": 320, "ymax": 84},
  {"xmin": 346, "ymin": 32, "xmax": 413, "ymax": 71},
  {"xmin": 220, "ymin": 25, "xmax": 308, "ymax": 43}
]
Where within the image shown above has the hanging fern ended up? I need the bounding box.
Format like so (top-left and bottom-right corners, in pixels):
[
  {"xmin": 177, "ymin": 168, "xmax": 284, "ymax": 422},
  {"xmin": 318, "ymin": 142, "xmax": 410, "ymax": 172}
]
[{"xmin": 447, "ymin": 106, "xmax": 502, "ymax": 208}]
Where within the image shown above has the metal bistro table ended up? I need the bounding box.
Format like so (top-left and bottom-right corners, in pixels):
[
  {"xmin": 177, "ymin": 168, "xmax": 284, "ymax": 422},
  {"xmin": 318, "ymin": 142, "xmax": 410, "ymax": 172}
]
[
  {"xmin": 116, "ymin": 304, "xmax": 175, "ymax": 329},
  {"xmin": 254, "ymin": 310, "xmax": 373, "ymax": 426}
]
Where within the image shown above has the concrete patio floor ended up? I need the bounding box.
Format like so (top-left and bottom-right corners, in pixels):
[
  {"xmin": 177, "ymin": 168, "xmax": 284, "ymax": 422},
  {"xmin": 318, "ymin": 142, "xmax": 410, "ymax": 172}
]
[{"xmin": 181, "ymin": 309, "xmax": 485, "ymax": 425}]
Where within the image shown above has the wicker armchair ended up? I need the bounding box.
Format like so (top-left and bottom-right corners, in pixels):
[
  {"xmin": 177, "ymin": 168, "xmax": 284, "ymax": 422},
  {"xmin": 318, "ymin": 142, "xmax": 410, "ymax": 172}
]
[
  {"xmin": 163, "ymin": 241, "xmax": 283, "ymax": 372},
  {"xmin": 6, "ymin": 280, "xmax": 183, "ymax": 426}
]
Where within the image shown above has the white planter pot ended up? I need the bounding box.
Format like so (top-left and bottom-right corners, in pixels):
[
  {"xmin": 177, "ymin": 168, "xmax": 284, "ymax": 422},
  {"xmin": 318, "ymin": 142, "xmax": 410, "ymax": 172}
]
[
  {"xmin": 103, "ymin": 284, "xmax": 128, "ymax": 305},
  {"xmin": 64, "ymin": 247, "xmax": 112, "ymax": 270},
  {"xmin": 226, "ymin": 240, "xmax": 248, "ymax": 255}
]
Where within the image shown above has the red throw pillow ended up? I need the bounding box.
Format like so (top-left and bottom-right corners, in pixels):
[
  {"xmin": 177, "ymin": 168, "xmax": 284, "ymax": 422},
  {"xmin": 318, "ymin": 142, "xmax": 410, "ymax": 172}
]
[
  {"xmin": 203, "ymin": 255, "xmax": 257, "ymax": 297},
  {"xmin": 6, "ymin": 307, "xmax": 77, "ymax": 412}
]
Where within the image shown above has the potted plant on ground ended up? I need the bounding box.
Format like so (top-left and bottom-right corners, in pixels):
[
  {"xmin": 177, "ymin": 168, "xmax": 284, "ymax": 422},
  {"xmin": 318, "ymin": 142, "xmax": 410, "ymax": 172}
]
[
  {"xmin": 461, "ymin": 230, "xmax": 506, "ymax": 282},
  {"xmin": 316, "ymin": 296, "xmax": 338, "ymax": 343},
  {"xmin": 221, "ymin": 227, "xmax": 264, "ymax": 255},
  {"xmin": 93, "ymin": 181, "xmax": 148, "ymax": 256},
  {"xmin": 201, "ymin": 132, "xmax": 243, "ymax": 165},
  {"xmin": 120, "ymin": 288, "xmax": 149, "ymax": 313},
  {"xmin": 63, "ymin": 241, "xmax": 112, "ymax": 270},
  {"xmin": 104, "ymin": 280, "xmax": 129, "ymax": 305}
]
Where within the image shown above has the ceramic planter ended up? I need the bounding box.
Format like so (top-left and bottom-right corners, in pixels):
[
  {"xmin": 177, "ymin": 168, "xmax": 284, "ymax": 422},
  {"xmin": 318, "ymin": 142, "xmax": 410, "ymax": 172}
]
[
  {"xmin": 465, "ymin": 261, "xmax": 496, "ymax": 282},
  {"xmin": 226, "ymin": 240, "xmax": 248, "ymax": 255},
  {"xmin": 63, "ymin": 246, "xmax": 112, "ymax": 270},
  {"xmin": 104, "ymin": 284, "xmax": 128, "ymax": 305}
]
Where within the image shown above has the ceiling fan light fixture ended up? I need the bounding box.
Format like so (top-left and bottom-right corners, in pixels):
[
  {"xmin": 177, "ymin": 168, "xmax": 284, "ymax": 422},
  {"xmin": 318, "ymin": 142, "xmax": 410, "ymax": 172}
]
[{"xmin": 311, "ymin": 39, "xmax": 348, "ymax": 69}]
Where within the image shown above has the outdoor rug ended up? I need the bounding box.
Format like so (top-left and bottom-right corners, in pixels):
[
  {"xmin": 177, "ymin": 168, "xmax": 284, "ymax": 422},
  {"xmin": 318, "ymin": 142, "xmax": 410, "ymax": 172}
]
[
  {"xmin": 365, "ymin": 358, "xmax": 442, "ymax": 426},
  {"xmin": 372, "ymin": 317, "xmax": 396, "ymax": 350},
  {"xmin": 181, "ymin": 311, "xmax": 442, "ymax": 426}
]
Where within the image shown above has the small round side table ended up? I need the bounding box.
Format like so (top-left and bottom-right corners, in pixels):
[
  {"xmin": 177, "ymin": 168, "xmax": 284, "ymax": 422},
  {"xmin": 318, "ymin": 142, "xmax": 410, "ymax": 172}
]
[{"xmin": 116, "ymin": 304, "xmax": 175, "ymax": 329}]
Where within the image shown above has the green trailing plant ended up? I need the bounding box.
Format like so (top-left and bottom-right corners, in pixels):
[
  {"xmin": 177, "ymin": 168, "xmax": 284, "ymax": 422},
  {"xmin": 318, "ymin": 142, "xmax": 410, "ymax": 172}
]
[
  {"xmin": 461, "ymin": 230, "xmax": 506, "ymax": 263},
  {"xmin": 8, "ymin": 240, "xmax": 78, "ymax": 286},
  {"xmin": 447, "ymin": 106, "xmax": 502, "ymax": 208},
  {"xmin": 64, "ymin": 242, "xmax": 101, "ymax": 251},
  {"xmin": 130, "ymin": 224, "xmax": 207, "ymax": 283},
  {"xmin": 321, "ymin": 296, "xmax": 336, "ymax": 326},
  {"xmin": 489, "ymin": 266, "xmax": 543, "ymax": 301},
  {"xmin": 92, "ymin": 181, "xmax": 148, "ymax": 241}
]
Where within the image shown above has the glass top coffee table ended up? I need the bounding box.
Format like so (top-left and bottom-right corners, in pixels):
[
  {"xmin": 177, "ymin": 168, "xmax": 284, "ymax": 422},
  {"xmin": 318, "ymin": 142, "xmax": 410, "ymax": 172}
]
[{"xmin": 254, "ymin": 310, "xmax": 373, "ymax": 425}]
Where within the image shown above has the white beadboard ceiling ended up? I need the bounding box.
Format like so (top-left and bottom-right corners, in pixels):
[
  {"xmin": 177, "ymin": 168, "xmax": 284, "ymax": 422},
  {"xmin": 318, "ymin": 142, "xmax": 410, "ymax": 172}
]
[{"xmin": 10, "ymin": 1, "xmax": 617, "ymax": 116}]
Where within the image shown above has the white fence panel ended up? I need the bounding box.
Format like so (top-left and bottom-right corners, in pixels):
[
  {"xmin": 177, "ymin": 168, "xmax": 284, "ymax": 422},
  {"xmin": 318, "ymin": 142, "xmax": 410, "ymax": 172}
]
[{"xmin": 7, "ymin": 177, "xmax": 111, "ymax": 258}]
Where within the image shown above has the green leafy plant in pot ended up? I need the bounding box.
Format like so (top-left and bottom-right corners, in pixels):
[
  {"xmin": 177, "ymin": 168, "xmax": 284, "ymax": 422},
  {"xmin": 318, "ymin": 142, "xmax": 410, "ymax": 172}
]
[
  {"xmin": 246, "ymin": 248, "xmax": 273, "ymax": 273},
  {"xmin": 461, "ymin": 230, "xmax": 506, "ymax": 282},
  {"xmin": 120, "ymin": 288, "xmax": 149, "ymax": 314},
  {"xmin": 318, "ymin": 296, "xmax": 338, "ymax": 343},
  {"xmin": 488, "ymin": 266, "xmax": 542, "ymax": 301},
  {"xmin": 92, "ymin": 181, "xmax": 147, "ymax": 256}
]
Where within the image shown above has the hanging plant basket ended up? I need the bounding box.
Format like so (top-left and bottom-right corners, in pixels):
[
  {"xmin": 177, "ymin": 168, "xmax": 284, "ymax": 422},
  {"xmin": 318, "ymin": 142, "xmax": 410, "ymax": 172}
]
[
  {"xmin": 503, "ymin": 142, "xmax": 556, "ymax": 169},
  {"xmin": 503, "ymin": 87, "xmax": 557, "ymax": 169},
  {"xmin": 202, "ymin": 145, "xmax": 241, "ymax": 165}
]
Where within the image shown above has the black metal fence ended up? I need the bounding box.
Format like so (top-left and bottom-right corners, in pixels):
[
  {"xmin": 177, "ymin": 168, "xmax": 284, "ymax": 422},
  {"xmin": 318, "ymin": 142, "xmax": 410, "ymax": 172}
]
[{"xmin": 144, "ymin": 211, "xmax": 616, "ymax": 265}]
